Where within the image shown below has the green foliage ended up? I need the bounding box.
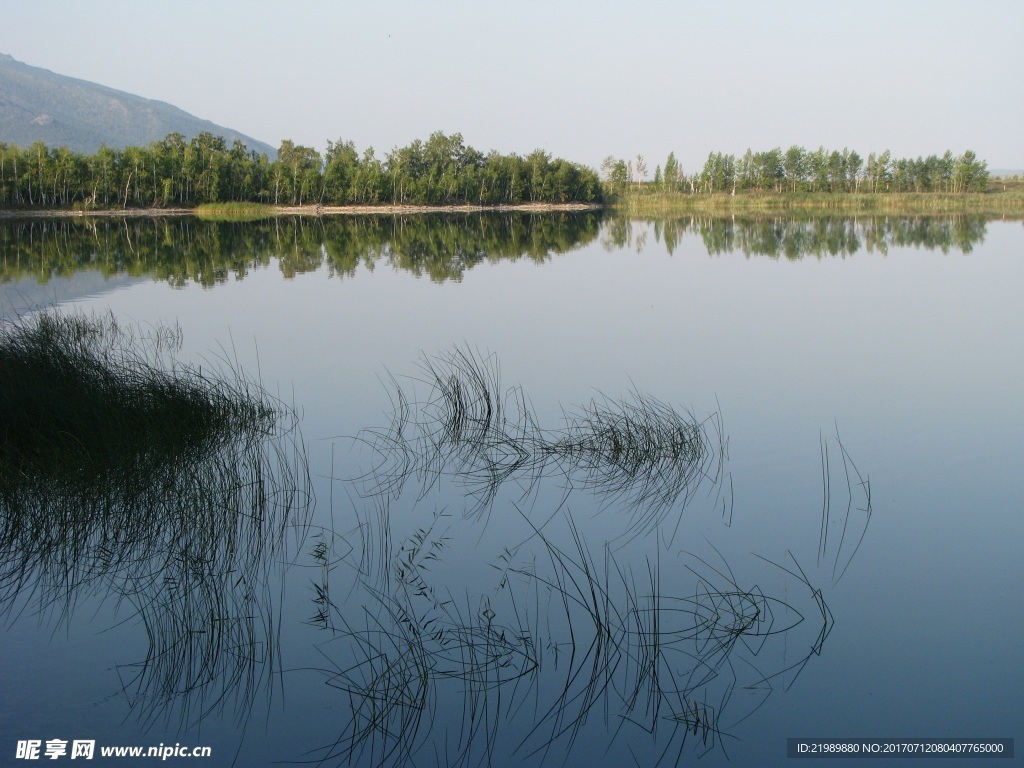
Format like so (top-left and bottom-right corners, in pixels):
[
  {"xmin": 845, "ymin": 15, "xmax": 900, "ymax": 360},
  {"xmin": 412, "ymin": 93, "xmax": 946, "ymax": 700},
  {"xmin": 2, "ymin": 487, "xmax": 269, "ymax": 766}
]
[
  {"xmin": 0, "ymin": 131, "xmax": 995, "ymax": 213},
  {"xmin": 0, "ymin": 131, "xmax": 603, "ymax": 209},
  {"xmin": 601, "ymin": 156, "xmax": 630, "ymax": 194},
  {"xmin": 662, "ymin": 152, "xmax": 681, "ymax": 193},
  {"xmin": 606, "ymin": 145, "xmax": 990, "ymax": 200}
]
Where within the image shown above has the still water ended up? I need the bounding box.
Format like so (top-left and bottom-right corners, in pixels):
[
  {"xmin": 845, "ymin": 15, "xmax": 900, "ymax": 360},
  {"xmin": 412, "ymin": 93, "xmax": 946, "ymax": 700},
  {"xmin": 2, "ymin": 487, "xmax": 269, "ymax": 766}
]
[{"xmin": 1, "ymin": 213, "xmax": 1021, "ymax": 766}]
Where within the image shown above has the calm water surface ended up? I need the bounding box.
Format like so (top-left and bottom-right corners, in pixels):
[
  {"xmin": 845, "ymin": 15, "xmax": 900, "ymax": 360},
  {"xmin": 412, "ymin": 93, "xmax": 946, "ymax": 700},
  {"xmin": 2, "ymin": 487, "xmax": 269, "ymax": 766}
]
[{"xmin": 2, "ymin": 214, "xmax": 1021, "ymax": 766}]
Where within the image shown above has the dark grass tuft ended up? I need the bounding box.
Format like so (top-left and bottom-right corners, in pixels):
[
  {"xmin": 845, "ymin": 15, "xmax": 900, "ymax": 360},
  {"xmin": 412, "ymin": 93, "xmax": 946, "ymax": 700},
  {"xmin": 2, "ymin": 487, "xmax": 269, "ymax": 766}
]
[
  {"xmin": 0, "ymin": 310, "xmax": 313, "ymax": 726},
  {"xmin": 0, "ymin": 310, "xmax": 276, "ymax": 481}
]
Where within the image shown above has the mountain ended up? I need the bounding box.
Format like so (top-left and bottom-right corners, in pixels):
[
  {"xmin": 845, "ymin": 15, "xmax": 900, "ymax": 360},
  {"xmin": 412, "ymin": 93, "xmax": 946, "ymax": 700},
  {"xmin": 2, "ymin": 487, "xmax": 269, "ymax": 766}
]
[{"xmin": 0, "ymin": 53, "xmax": 276, "ymax": 157}]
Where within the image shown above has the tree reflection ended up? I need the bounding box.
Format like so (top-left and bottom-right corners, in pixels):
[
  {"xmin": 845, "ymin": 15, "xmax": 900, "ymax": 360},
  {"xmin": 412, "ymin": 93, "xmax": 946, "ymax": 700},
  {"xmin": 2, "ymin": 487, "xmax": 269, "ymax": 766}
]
[
  {"xmin": 638, "ymin": 213, "xmax": 989, "ymax": 258},
  {"xmin": 0, "ymin": 212, "xmax": 993, "ymax": 293},
  {"xmin": 0, "ymin": 212, "xmax": 603, "ymax": 287}
]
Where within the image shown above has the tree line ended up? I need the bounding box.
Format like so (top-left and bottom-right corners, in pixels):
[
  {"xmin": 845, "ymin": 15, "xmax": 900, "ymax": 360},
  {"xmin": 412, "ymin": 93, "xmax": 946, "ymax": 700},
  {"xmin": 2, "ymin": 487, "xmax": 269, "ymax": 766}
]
[
  {"xmin": 0, "ymin": 131, "xmax": 603, "ymax": 209},
  {"xmin": 0, "ymin": 132, "xmax": 992, "ymax": 211},
  {"xmin": 603, "ymin": 147, "xmax": 990, "ymax": 195}
]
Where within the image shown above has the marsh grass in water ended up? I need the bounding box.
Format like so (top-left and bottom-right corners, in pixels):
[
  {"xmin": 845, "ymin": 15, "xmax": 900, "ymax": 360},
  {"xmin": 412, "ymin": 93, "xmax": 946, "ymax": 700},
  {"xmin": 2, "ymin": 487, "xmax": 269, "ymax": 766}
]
[
  {"xmin": 0, "ymin": 322, "xmax": 872, "ymax": 762},
  {"xmin": 0, "ymin": 311, "xmax": 274, "ymax": 480},
  {"xmin": 352, "ymin": 346, "xmax": 727, "ymax": 536},
  {"xmin": 307, "ymin": 349, "xmax": 870, "ymax": 766},
  {"xmin": 0, "ymin": 310, "xmax": 313, "ymax": 727},
  {"xmin": 309, "ymin": 469, "xmax": 866, "ymax": 767}
]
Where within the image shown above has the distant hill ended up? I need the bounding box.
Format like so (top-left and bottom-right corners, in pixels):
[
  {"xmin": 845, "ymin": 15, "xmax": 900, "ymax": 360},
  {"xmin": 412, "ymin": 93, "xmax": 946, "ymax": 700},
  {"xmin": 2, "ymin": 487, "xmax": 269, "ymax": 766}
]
[{"xmin": 0, "ymin": 53, "xmax": 276, "ymax": 157}]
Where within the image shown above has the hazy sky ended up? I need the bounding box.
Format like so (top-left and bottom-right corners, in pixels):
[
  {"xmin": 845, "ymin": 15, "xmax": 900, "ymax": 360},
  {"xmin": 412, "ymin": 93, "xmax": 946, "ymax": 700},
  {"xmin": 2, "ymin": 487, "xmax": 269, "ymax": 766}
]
[{"xmin": 4, "ymin": 0, "xmax": 1022, "ymax": 172}]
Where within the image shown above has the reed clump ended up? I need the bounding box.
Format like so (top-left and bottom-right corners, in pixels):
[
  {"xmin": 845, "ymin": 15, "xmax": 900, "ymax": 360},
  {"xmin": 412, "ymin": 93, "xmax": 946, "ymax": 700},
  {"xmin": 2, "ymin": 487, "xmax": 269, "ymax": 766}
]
[
  {"xmin": 0, "ymin": 310, "xmax": 312, "ymax": 725},
  {"xmin": 313, "ymin": 350, "xmax": 872, "ymax": 766},
  {"xmin": 0, "ymin": 311, "xmax": 275, "ymax": 482},
  {"xmin": 355, "ymin": 346, "xmax": 724, "ymax": 531}
]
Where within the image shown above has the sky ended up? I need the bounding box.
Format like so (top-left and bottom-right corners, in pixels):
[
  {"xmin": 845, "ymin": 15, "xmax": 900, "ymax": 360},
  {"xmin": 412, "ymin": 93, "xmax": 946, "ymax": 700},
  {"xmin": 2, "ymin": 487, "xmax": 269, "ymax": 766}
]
[{"xmin": 3, "ymin": 0, "xmax": 1022, "ymax": 173}]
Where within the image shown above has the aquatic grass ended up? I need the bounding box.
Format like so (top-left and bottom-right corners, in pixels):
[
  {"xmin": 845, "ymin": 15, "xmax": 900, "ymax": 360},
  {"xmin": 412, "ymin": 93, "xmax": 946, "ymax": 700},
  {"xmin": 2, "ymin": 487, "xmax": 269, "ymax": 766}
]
[
  {"xmin": 317, "ymin": 595, "xmax": 436, "ymax": 767},
  {"xmin": 0, "ymin": 310, "xmax": 275, "ymax": 484},
  {"xmin": 308, "ymin": 533, "xmax": 338, "ymax": 631},
  {"xmin": 351, "ymin": 346, "xmax": 723, "ymax": 536},
  {"xmin": 546, "ymin": 392, "xmax": 728, "ymax": 542},
  {"xmin": 0, "ymin": 310, "xmax": 313, "ymax": 728},
  {"xmin": 349, "ymin": 348, "xmax": 546, "ymax": 520},
  {"xmin": 817, "ymin": 431, "xmax": 873, "ymax": 586},
  {"xmin": 405, "ymin": 347, "xmax": 541, "ymax": 513},
  {"xmin": 505, "ymin": 515, "xmax": 636, "ymax": 762},
  {"xmin": 748, "ymin": 552, "xmax": 836, "ymax": 694},
  {"xmin": 311, "ymin": 583, "xmax": 540, "ymax": 768},
  {"xmin": 308, "ymin": 501, "xmax": 844, "ymax": 766},
  {"xmin": 309, "ymin": 350, "xmax": 872, "ymax": 766}
]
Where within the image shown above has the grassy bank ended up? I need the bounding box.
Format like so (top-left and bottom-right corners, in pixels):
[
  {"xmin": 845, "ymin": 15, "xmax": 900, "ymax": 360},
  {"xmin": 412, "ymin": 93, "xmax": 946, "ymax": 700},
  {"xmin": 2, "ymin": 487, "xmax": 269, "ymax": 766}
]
[
  {"xmin": 194, "ymin": 202, "xmax": 276, "ymax": 221},
  {"xmin": 608, "ymin": 182, "xmax": 1024, "ymax": 217}
]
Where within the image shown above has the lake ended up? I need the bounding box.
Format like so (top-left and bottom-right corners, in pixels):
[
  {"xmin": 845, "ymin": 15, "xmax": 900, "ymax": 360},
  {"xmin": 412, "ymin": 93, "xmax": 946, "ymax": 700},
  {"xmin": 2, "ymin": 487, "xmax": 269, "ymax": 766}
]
[{"xmin": 1, "ymin": 212, "xmax": 1021, "ymax": 766}]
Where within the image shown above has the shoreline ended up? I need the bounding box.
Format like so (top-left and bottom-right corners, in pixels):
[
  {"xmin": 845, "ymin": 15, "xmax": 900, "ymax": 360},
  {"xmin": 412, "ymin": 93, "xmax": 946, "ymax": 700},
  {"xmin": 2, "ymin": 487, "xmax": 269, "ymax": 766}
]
[
  {"xmin": 608, "ymin": 188, "xmax": 1024, "ymax": 216},
  {"xmin": 2, "ymin": 192, "xmax": 1022, "ymax": 219},
  {"xmin": 0, "ymin": 202, "xmax": 604, "ymax": 219}
]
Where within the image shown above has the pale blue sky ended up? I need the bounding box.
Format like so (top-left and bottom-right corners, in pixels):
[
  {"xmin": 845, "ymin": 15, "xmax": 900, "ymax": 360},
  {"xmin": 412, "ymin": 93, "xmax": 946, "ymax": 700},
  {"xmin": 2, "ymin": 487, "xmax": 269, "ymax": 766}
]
[{"xmin": 3, "ymin": 0, "xmax": 1022, "ymax": 172}]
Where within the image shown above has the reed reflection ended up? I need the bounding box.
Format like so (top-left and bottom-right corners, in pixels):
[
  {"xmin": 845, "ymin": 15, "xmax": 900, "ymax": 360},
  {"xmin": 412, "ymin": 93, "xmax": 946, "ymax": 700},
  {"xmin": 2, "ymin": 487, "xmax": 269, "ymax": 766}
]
[
  {"xmin": 0, "ymin": 311, "xmax": 312, "ymax": 727},
  {"xmin": 310, "ymin": 348, "xmax": 872, "ymax": 766}
]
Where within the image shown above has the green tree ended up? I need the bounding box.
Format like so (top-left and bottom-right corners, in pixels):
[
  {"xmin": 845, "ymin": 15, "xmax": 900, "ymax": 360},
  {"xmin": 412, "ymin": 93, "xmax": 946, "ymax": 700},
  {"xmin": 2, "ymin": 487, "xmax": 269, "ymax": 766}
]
[
  {"xmin": 663, "ymin": 151, "xmax": 681, "ymax": 193},
  {"xmin": 274, "ymin": 140, "xmax": 322, "ymax": 205},
  {"xmin": 634, "ymin": 154, "xmax": 647, "ymax": 189},
  {"xmin": 601, "ymin": 156, "xmax": 628, "ymax": 194},
  {"xmin": 846, "ymin": 149, "xmax": 863, "ymax": 192},
  {"xmin": 953, "ymin": 150, "xmax": 987, "ymax": 193},
  {"xmin": 783, "ymin": 145, "xmax": 806, "ymax": 192},
  {"xmin": 324, "ymin": 139, "xmax": 358, "ymax": 204}
]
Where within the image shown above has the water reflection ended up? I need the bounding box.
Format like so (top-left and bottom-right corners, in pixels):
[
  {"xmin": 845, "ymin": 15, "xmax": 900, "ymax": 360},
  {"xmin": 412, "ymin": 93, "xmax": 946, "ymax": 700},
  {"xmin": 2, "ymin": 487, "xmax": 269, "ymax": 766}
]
[
  {"xmin": 0, "ymin": 212, "xmax": 995, "ymax": 294},
  {"xmin": 312, "ymin": 348, "xmax": 872, "ymax": 766},
  {"xmin": 626, "ymin": 214, "xmax": 990, "ymax": 258},
  {"xmin": 0, "ymin": 312, "xmax": 873, "ymax": 764},
  {"xmin": 0, "ymin": 213, "xmax": 602, "ymax": 287},
  {"xmin": 352, "ymin": 347, "xmax": 729, "ymax": 538},
  {"xmin": 0, "ymin": 311, "xmax": 313, "ymax": 728}
]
